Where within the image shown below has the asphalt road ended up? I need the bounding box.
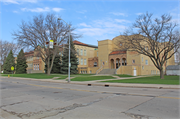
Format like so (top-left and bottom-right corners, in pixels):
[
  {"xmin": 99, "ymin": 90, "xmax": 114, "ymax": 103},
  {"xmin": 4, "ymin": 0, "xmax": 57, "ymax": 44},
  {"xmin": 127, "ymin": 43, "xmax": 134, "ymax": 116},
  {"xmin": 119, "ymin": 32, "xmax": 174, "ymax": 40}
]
[{"xmin": 0, "ymin": 77, "xmax": 179, "ymax": 119}]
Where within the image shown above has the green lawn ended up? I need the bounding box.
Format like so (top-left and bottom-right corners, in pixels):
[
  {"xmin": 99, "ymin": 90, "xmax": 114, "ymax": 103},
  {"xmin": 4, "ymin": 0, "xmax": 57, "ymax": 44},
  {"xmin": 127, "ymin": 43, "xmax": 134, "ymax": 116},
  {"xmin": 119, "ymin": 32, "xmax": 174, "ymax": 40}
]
[
  {"xmin": 54, "ymin": 76, "xmax": 68, "ymax": 80},
  {"xmin": 1, "ymin": 73, "xmax": 65, "ymax": 79},
  {"xmin": 102, "ymin": 76, "xmax": 180, "ymax": 85},
  {"xmin": 71, "ymin": 74, "xmax": 94, "ymax": 77},
  {"xmin": 116, "ymin": 74, "xmax": 134, "ymax": 77},
  {"xmin": 1, "ymin": 73, "xmax": 113, "ymax": 81},
  {"xmin": 71, "ymin": 76, "xmax": 115, "ymax": 81}
]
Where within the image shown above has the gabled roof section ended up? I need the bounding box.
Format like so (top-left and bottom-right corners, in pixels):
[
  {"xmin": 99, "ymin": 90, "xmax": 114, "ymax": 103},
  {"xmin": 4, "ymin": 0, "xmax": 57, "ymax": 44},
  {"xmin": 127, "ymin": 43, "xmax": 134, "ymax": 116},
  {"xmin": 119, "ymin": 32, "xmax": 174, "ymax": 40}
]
[
  {"xmin": 24, "ymin": 51, "xmax": 34, "ymax": 55},
  {"xmin": 73, "ymin": 40, "xmax": 98, "ymax": 48},
  {"xmin": 73, "ymin": 40, "xmax": 88, "ymax": 46},
  {"xmin": 24, "ymin": 51, "xmax": 34, "ymax": 57},
  {"xmin": 109, "ymin": 50, "xmax": 126, "ymax": 55}
]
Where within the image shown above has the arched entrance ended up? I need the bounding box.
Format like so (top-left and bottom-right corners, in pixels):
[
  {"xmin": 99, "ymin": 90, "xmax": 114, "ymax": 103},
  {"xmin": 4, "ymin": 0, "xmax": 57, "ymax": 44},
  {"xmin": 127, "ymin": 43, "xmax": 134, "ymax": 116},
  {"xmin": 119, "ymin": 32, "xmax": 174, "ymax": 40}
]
[
  {"xmin": 116, "ymin": 58, "xmax": 120, "ymax": 69},
  {"xmin": 110, "ymin": 59, "xmax": 115, "ymax": 69},
  {"xmin": 122, "ymin": 58, "xmax": 127, "ymax": 66}
]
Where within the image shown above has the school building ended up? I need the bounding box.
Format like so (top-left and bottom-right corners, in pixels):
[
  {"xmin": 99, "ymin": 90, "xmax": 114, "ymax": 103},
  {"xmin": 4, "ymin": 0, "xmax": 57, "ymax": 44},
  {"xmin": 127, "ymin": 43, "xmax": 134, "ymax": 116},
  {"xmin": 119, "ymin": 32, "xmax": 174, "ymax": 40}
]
[{"xmin": 24, "ymin": 35, "xmax": 175, "ymax": 76}]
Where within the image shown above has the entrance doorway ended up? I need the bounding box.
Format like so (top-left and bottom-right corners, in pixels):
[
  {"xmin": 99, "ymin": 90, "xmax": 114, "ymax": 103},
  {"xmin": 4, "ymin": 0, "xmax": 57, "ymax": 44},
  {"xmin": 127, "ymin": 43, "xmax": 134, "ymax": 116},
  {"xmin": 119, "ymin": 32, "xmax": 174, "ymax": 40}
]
[
  {"xmin": 133, "ymin": 68, "xmax": 137, "ymax": 76},
  {"xmin": 116, "ymin": 58, "xmax": 120, "ymax": 69}
]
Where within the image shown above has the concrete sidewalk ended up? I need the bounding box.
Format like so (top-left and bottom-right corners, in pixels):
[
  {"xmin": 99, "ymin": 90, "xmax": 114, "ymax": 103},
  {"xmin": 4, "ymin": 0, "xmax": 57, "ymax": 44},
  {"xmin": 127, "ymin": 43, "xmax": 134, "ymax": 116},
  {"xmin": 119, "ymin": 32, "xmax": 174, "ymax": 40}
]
[{"xmin": 1, "ymin": 76, "xmax": 180, "ymax": 89}]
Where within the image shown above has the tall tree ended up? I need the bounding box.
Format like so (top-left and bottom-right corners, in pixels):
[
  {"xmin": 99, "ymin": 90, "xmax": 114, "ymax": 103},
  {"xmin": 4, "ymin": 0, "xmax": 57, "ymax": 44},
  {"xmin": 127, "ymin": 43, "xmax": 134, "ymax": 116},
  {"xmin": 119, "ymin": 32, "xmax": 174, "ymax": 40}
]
[
  {"xmin": 12, "ymin": 13, "xmax": 77, "ymax": 75},
  {"xmin": 45, "ymin": 54, "xmax": 61, "ymax": 74},
  {"xmin": 61, "ymin": 35, "xmax": 78, "ymax": 74},
  {"xmin": 0, "ymin": 40, "xmax": 22, "ymax": 72},
  {"xmin": 3, "ymin": 50, "xmax": 15, "ymax": 74},
  {"xmin": 120, "ymin": 12, "xmax": 180, "ymax": 79},
  {"xmin": 16, "ymin": 49, "xmax": 28, "ymax": 74}
]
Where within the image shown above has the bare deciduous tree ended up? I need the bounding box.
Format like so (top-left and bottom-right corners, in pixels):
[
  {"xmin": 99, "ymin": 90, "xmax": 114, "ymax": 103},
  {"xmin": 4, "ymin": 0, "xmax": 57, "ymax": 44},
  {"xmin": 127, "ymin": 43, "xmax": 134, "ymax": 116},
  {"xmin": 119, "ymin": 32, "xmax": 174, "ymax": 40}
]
[
  {"xmin": 0, "ymin": 40, "xmax": 22, "ymax": 64},
  {"xmin": 120, "ymin": 13, "xmax": 180, "ymax": 79},
  {"xmin": 12, "ymin": 13, "xmax": 76, "ymax": 75}
]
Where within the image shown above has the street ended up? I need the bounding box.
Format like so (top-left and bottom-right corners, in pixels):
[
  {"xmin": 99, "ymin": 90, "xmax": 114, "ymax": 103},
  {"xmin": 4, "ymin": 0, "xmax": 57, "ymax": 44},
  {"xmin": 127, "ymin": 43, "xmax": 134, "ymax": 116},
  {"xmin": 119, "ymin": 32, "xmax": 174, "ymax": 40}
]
[{"xmin": 0, "ymin": 77, "xmax": 179, "ymax": 119}]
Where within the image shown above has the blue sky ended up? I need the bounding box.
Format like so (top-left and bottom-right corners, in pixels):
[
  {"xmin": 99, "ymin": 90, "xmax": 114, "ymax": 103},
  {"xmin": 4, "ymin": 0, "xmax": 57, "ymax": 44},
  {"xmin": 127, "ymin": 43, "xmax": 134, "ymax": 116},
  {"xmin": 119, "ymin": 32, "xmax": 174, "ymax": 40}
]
[{"xmin": 0, "ymin": 0, "xmax": 179, "ymax": 46}]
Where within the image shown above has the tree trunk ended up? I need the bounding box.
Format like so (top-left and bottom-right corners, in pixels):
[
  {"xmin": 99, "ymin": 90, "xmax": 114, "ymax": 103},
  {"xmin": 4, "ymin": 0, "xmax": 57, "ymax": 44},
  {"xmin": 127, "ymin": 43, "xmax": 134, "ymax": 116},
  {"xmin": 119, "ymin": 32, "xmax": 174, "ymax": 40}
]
[
  {"xmin": 160, "ymin": 68, "xmax": 164, "ymax": 79},
  {"xmin": 47, "ymin": 54, "xmax": 56, "ymax": 76},
  {"xmin": 164, "ymin": 61, "xmax": 167, "ymax": 75},
  {"xmin": 47, "ymin": 57, "xmax": 50, "ymax": 75}
]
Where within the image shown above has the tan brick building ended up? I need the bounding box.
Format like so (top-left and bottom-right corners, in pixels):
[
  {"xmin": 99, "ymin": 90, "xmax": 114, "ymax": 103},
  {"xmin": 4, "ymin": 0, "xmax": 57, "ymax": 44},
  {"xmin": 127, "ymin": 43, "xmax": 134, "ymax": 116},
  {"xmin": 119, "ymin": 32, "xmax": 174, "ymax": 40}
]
[
  {"xmin": 25, "ymin": 51, "xmax": 45, "ymax": 74},
  {"xmin": 73, "ymin": 40, "xmax": 99, "ymax": 74},
  {"xmin": 24, "ymin": 40, "xmax": 99, "ymax": 74},
  {"xmin": 24, "ymin": 36, "xmax": 175, "ymax": 75},
  {"xmin": 98, "ymin": 35, "xmax": 175, "ymax": 76}
]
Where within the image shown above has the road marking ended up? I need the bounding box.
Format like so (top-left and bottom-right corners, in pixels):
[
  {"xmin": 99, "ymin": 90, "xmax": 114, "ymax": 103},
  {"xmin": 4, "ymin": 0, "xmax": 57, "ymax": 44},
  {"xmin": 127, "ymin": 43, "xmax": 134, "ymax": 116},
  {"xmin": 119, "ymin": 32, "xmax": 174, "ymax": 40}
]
[{"xmin": 2, "ymin": 80, "xmax": 180, "ymax": 100}]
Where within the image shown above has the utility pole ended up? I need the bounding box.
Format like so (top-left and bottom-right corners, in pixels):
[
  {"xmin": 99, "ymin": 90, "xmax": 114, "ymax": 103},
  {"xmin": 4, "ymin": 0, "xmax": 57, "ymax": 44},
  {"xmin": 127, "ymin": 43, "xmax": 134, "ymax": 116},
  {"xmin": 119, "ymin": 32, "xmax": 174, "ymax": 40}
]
[
  {"xmin": 0, "ymin": 40, "xmax": 2, "ymax": 74},
  {"xmin": 57, "ymin": 18, "xmax": 71, "ymax": 83}
]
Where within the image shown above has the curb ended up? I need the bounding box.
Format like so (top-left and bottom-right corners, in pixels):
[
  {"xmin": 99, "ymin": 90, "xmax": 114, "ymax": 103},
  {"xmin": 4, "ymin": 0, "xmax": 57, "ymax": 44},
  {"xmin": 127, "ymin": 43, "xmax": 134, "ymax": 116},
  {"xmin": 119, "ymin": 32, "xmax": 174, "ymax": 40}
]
[{"xmin": 1, "ymin": 76, "xmax": 179, "ymax": 89}]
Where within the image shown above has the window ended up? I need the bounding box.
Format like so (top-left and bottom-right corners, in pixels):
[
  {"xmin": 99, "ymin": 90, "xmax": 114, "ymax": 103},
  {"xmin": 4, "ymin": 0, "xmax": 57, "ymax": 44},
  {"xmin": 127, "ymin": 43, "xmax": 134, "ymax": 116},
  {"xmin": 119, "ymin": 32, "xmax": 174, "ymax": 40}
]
[
  {"xmin": 132, "ymin": 60, "xmax": 135, "ymax": 63},
  {"xmin": 37, "ymin": 64, "xmax": 39, "ymax": 70},
  {"xmin": 80, "ymin": 49, "xmax": 83, "ymax": 55},
  {"xmin": 84, "ymin": 59, "xmax": 87, "ymax": 65},
  {"xmin": 120, "ymin": 43, "xmax": 122, "ymax": 46},
  {"xmin": 97, "ymin": 51, "xmax": 98, "ymax": 56},
  {"xmin": 94, "ymin": 62, "xmax": 97, "ymax": 67},
  {"xmin": 36, "ymin": 64, "xmax": 38, "ymax": 70},
  {"xmin": 77, "ymin": 58, "xmax": 79, "ymax": 64},
  {"xmin": 145, "ymin": 60, "xmax": 148, "ymax": 65},
  {"xmin": 77, "ymin": 49, "xmax": 79, "ymax": 55},
  {"xmin": 142, "ymin": 57, "xmax": 143, "ymax": 62},
  {"xmin": 34, "ymin": 64, "xmax": 35, "ymax": 70},
  {"xmin": 81, "ymin": 58, "xmax": 83, "ymax": 65},
  {"xmin": 90, "ymin": 70, "xmax": 92, "ymax": 74},
  {"xmin": 142, "ymin": 66, "xmax": 144, "ymax": 69},
  {"xmin": 84, "ymin": 49, "xmax": 86, "ymax": 56}
]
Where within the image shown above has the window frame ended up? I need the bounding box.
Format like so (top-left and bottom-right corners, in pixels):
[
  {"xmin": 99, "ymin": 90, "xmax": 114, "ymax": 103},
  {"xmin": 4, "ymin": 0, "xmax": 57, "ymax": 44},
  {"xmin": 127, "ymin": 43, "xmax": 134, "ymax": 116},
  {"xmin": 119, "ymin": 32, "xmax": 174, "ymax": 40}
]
[
  {"xmin": 84, "ymin": 59, "xmax": 87, "ymax": 65},
  {"xmin": 94, "ymin": 62, "xmax": 97, "ymax": 67},
  {"xmin": 132, "ymin": 59, "xmax": 135, "ymax": 64},
  {"xmin": 84, "ymin": 49, "xmax": 86, "ymax": 56},
  {"xmin": 77, "ymin": 49, "xmax": 79, "ymax": 55},
  {"xmin": 81, "ymin": 58, "xmax": 83, "ymax": 65},
  {"xmin": 80, "ymin": 49, "xmax": 83, "ymax": 56}
]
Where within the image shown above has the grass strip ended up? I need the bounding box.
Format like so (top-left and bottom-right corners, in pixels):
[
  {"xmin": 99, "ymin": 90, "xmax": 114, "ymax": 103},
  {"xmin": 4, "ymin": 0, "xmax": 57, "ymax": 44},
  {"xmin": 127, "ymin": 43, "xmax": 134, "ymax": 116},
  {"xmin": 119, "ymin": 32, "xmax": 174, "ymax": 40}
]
[
  {"xmin": 71, "ymin": 76, "xmax": 115, "ymax": 81},
  {"xmin": 102, "ymin": 76, "xmax": 179, "ymax": 85},
  {"xmin": 1, "ymin": 73, "xmax": 63, "ymax": 79},
  {"xmin": 54, "ymin": 76, "xmax": 68, "ymax": 80},
  {"xmin": 116, "ymin": 74, "xmax": 134, "ymax": 77}
]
